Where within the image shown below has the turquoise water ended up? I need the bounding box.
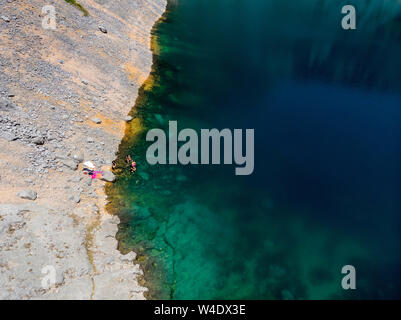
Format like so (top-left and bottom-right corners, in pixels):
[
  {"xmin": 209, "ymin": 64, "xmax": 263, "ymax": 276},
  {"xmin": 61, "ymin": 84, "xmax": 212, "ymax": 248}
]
[{"xmin": 108, "ymin": 0, "xmax": 401, "ymax": 299}]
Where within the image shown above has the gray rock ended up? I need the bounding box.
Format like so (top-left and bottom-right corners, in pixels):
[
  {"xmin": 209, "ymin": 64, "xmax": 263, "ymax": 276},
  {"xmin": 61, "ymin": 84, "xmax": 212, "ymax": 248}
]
[
  {"xmin": 100, "ymin": 171, "xmax": 115, "ymax": 182},
  {"xmin": 61, "ymin": 159, "xmax": 78, "ymax": 170},
  {"xmin": 81, "ymin": 79, "xmax": 89, "ymax": 85},
  {"xmin": 83, "ymin": 176, "xmax": 92, "ymax": 186},
  {"xmin": 98, "ymin": 25, "xmax": 107, "ymax": 33},
  {"xmin": 0, "ymin": 97, "xmax": 15, "ymax": 111},
  {"xmin": 88, "ymin": 190, "xmax": 98, "ymax": 198},
  {"xmin": 120, "ymin": 252, "xmax": 136, "ymax": 262},
  {"xmin": 46, "ymin": 131, "xmax": 58, "ymax": 141},
  {"xmin": 69, "ymin": 194, "xmax": 81, "ymax": 203},
  {"xmin": 16, "ymin": 190, "xmax": 37, "ymax": 201},
  {"xmin": 55, "ymin": 153, "xmax": 70, "ymax": 161},
  {"xmin": 32, "ymin": 136, "xmax": 45, "ymax": 145},
  {"xmin": 91, "ymin": 118, "xmax": 102, "ymax": 124},
  {"xmin": 1, "ymin": 16, "xmax": 10, "ymax": 22},
  {"xmin": 124, "ymin": 116, "xmax": 133, "ymax": 122},
  {"xmin": 89, "ymin": 202, "xmax": 99, "ymax": 214},
  {"xmin": 70, "ymin": 175, "xmax": 82, "ymax": 182},
  {"xmin": 0, "ymin": 132, "xmax": 17, "ymax": 142}
]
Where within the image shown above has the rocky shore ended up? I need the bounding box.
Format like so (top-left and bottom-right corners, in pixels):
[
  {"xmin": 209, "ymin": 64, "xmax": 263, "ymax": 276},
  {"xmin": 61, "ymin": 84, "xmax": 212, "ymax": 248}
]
[{"xmin": 0, "ymin": 0, "xmax": 166, "ymax": 299}]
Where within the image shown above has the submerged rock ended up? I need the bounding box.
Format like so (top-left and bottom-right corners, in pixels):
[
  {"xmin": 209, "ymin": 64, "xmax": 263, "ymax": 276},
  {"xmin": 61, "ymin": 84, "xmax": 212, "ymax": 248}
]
[
  {"xmin": 154, "ymin": 113, "xmax": 164, "ymax": 124},
  {"xmin": 281, "ymin": 289, "xmax": 295, "ymax": 300},
  {"xmin": 138, "ymin": 171, "xmax": 149, "ymax": 180},
  {"xmin": 176, "ymin": 175, "xmax": 187, "ymax": 182},
  {"xmin": 269, "ymin": 265, "xmax": 286, "ymax": 278}
]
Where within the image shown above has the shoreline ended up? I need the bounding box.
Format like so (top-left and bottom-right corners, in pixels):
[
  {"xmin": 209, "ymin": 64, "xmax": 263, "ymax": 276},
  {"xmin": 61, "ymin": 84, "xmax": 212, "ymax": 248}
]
[
  {"xmin": 105, "ymin": 4, "xmax": 173, "ymax": 300},
  {"xmin": 0, "ymin": 0, "xmax": 167, "ymax": 299}
]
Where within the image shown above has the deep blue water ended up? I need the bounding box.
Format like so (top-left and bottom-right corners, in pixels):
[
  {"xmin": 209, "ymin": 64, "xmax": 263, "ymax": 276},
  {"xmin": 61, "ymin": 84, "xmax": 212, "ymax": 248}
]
[{"xmin": 109, "ymin": 0, "xmax": 401, "ymax": 299}]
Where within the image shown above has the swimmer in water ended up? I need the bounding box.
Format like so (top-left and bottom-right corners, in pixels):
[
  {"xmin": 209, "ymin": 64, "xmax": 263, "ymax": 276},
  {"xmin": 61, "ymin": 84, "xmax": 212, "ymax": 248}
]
[{"xmin": 131, "ymin": 161, "xmax": 137, "ymax": 173}]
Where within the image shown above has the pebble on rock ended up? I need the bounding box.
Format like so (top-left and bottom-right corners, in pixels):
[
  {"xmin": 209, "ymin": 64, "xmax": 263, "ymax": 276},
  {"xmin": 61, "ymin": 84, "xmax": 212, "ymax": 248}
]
[
  {"xmin": 72, "ymin": 151, "xmax": 84, "ymax": 163},
  {"xmin": 98, "ymin": 25, "xmax": 107, "ymax": 33}
]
